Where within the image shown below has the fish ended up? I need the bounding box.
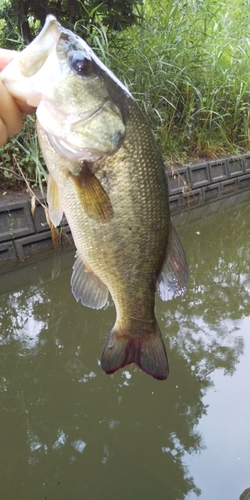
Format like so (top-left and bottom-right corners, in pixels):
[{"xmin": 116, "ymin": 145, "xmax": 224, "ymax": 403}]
[
  {"xmin": 240, "ymin": 488, "xmax": 250, "ymax": 500},
  {"xmin": 1, "ymin": 15, "xmax": 188, "ymax": 380}
]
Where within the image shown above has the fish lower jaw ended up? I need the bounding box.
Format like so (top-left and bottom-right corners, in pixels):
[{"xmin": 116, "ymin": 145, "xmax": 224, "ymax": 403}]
[{"xmin": 47, "ymin": 133, "xmax": 103, "ymax": 161}]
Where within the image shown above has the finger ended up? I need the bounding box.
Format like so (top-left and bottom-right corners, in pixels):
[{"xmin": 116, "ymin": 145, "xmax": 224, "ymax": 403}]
[
  {"xmin": 0, "ymin": 81, "xmax": 23, "ymax": 136},
  {"xmin": 15, "ymin": 97, "xmax": 36, "ymax": 114},
  {"xmin": 0, "ymin": 50, "xmax": 36, "ymax": 114},
  {"xmin": 0, "ymin": 117, "xmax": 8, "ymax": 147}
]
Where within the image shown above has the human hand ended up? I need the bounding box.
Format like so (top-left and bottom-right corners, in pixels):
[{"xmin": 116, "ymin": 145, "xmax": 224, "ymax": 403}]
[{"xmin": 0, "ymin": 49, "xmax": 36, "ymax": 147}]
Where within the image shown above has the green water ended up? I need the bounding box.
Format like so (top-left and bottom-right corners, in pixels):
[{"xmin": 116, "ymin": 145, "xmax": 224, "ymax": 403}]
[{"xmin": 0, "ymin": 192, "xmax": 250, "ymax": 500}]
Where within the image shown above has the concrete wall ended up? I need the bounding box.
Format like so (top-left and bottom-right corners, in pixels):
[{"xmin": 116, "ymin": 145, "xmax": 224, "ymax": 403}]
[{"xmin": 1, "ymin": 154, "xmax": 250, "ymax": 266}]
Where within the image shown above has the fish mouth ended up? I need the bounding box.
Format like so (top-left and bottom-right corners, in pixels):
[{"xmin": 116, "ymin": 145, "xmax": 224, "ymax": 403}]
[{"xmin": 32, "ymin": 14, "xmax": 61, "ymax": 51}]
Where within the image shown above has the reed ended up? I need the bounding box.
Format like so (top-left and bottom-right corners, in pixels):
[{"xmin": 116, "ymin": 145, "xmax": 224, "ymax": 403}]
[{"xmin": 106, "ymin": 0, "xmax": 250, "ymax": 162}]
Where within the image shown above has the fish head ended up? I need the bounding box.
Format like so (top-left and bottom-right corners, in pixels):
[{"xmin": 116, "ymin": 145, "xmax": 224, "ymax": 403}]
[{"xmin": 1, "ymin": 15, "xmax": 126, "ymax": 161}]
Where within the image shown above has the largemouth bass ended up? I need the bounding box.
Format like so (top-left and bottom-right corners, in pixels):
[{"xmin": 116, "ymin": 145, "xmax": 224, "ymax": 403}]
[{"xmin": 1, "ymin": 16, "xmax": 188, "ymax": 380}]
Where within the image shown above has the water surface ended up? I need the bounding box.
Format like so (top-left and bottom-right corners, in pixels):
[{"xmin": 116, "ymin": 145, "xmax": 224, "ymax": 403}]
[{"xmin": 0, "ymin": 192, "xmax": 250, "ymax": 500}]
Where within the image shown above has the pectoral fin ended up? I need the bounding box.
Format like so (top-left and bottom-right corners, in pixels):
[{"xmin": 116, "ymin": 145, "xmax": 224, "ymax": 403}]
[
  {"xmin": 70, "ymin": 163, "xmax": 113, "ymax": 224},
  {"xmin": 71, "ymin": 252, "xmax": 109, "ymax": 309},
  {"xmin": 47, "ymin": 173, "xmax": 64, "ymax": 227},
  {"xmin": 157, "ymin": 223, "xmax": 188, "ymax": 300}
]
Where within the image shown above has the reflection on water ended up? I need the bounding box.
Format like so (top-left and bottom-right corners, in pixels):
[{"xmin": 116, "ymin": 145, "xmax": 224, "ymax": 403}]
[{"xmin": 0, "ymin": 192, "xmax": 250, "ymax": 499}]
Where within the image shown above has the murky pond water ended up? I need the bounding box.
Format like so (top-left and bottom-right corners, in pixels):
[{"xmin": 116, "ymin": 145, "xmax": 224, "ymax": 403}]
[{"xmin": 1, "ymin": 192, "xmax": 250, "ymax": 500}]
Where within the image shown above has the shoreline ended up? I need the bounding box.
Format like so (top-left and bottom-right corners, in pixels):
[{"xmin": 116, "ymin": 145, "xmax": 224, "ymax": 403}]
[{"xmin": 1, "ymin": 154, "xmax": 250, "ymax": 267}]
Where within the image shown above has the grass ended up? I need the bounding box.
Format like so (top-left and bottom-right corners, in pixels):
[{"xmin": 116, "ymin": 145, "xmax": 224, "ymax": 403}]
[
  {"xmin": 1, "ymin": 0, "xmax": 250, "ymax": 191},
  {"xmin": 0, "ymin": 116, "xmax": 47, "ymax": 193},
  {"xmin": 104, "ymin": 0, "xmax": 250, "ymax": 163}
]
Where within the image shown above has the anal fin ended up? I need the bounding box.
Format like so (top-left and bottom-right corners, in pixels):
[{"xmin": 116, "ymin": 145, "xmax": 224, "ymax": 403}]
[
  {"xmin": 71, "ymin": 252, "xmax": 109, "ymax": 309},
  {"xmin": 157, "ymin": 222, "xmax": 188, "ymax": 301}
]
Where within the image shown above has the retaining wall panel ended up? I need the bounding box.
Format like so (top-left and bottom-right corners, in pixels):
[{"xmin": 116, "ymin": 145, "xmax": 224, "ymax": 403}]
[
  {"xmin": 189, "ymin": 163, "xmax": 210, "ymax": 187},
  {"xmin": 33, "ymin": 202, "xmax": 49, "ymax": 233},
  {"xmin": 227, "ymin": 157, "xmax": 245, "ymax": 177},
  {"xmin": 244, "ymin": 154, "xmax": 250, "ymax": 172},
  {"xmin": 0, "ymin": 241, "xmax": 17, "ymax": 263},
  {"xmin": 0, "ymin": 201, "xmax": 35, "ymax": 243},
  {"xmin": 221, "ymin": 178, "xmax": 237, "ymax": 195},
  {"xmin": 181, "ymin": 188, "xmax": 202, "ymax": 207},
  {"xmin": 15, "ymin": 231, "xmax": 55, "ymax": 260},
  {"xmin": 208, "ymin": 159, "xmax": 228, "ymax": 183},
  {"xmin": 168, "ymin": 167, "xmax": 190, "ymax": 195},
  {"xmin": 237, "ymin": 174, "xmax": 250, "ymax": 190},
  {"xmin": 169, "ymin": 194, "xmax": 182, "ymax": 211},
  {"xmin": 202, "ymin": 183, "xmax": 221, "ymax": 201},
  {"xmin": 33, "ymin": 200, "xmax": 69, "ymax": 234}
]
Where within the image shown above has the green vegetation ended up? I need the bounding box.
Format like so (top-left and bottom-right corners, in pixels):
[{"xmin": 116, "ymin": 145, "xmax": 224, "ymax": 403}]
[
  {"xmin": 1, "ymin": 0, "xmax": 250, "ymax": 190},
  {"xmin": 0, "ymin": 0, "xmax": 142, "ymax": 45},
  {"xmin": 107, "ymin": 0, "xmax": 250, "ymax": 163}
]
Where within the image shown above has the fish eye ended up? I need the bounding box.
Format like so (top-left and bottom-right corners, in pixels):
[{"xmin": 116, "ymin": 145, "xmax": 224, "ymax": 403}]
[{"xmin": 69, "ymin": 52, "xmax": 92, "ymax": 76}]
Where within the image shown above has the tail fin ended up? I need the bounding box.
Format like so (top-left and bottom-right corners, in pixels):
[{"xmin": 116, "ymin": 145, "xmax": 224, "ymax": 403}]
[{"xmin": 101, "ymin": 322, "xmax": 169, "ymax": 380}]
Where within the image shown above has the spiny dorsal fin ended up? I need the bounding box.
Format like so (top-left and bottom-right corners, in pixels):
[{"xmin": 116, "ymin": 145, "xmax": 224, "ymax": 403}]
[
  {"xmin": 71, "ymin": 252, "xmax": 109, "ymax": 309},
  {"xmin": 70, "ymin": 163, "xmax": 113, "ymax": 224},
  {"xmin": 47, "ymin": 173, "xmax": 64, "ymax": 227},
  {"xmin": 157, "ymin": 223, "xmax": 188, "ymax": 301}
]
